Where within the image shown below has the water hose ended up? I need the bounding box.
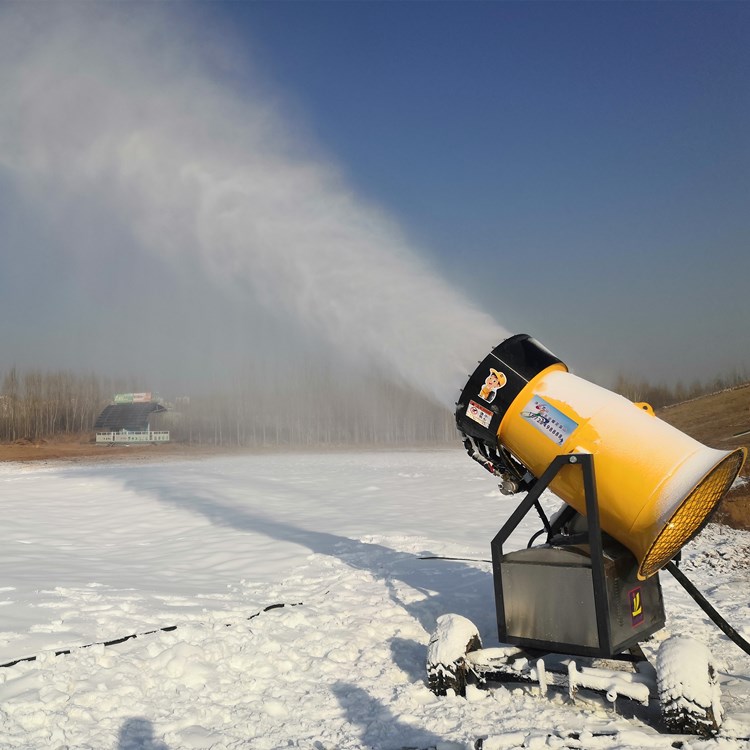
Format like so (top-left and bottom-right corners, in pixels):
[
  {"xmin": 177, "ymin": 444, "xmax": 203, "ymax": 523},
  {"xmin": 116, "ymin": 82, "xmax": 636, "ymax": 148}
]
[{"xmin": 666, "ymin": 560, "xmax": 750, "ymax": 656}]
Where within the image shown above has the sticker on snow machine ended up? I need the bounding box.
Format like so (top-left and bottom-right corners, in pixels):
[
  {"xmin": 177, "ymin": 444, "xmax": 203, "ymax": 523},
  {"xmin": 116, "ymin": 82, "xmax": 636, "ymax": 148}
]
[
  {"xmin": 467, "ymin": 400, "xmax": 493, "ymax": 429},
  {"xmin": 520, "ymin": 395, "xmax": 578, "ymax": 446},
  {"xmin": 477, "ymin": 368, "xmax": 507, "ymax": 403},
  {"xmin": 629, "ymin": 587, "xmax": 645, "ymax": 626}
]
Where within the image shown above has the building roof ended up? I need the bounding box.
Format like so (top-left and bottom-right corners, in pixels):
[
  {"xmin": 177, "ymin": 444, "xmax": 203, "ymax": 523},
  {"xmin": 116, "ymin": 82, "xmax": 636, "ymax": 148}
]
[{"xmin": 94, "ymin": 402, "xmax": 167, "ymax": 432}]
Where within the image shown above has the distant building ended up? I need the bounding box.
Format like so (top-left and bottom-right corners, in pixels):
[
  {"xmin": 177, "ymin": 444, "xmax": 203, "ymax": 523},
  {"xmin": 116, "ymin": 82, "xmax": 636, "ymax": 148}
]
[{"xmin": 94, "ymin": 394, "xmax": 169, "ymax": 444}]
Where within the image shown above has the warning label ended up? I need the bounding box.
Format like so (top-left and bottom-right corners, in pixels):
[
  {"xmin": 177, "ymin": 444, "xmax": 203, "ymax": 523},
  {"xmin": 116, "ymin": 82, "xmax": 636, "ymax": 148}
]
[{"xmin": 466, "ymin": 400, "xmax": 493, "ymax": 429}]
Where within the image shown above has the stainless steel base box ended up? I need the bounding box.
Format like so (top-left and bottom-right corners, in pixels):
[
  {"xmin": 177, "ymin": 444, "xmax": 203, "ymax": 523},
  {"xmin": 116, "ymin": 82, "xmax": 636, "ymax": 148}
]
[{"xmin": 498, "ymin": 541, "xmax": 666, "ymax": 657}]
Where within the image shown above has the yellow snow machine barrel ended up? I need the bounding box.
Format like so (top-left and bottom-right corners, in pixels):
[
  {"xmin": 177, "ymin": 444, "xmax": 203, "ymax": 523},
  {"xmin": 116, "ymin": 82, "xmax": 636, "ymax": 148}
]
[{"xmin": 456, "ymin": 334, "xmax": 746, "ymax": 580}]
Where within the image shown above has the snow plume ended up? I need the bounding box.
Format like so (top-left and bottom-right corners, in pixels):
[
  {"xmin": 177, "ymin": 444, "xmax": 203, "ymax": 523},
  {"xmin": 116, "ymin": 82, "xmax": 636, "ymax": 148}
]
[{"xmin": 0, "ymin": 3, "xmax": 507, "ymax": 407}]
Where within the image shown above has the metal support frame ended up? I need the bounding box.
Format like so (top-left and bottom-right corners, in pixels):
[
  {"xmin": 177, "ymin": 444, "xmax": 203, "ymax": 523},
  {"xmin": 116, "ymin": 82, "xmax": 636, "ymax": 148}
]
[{"xmin": 490, "ymin": 453, "xmax": 614, "ymax": 656}]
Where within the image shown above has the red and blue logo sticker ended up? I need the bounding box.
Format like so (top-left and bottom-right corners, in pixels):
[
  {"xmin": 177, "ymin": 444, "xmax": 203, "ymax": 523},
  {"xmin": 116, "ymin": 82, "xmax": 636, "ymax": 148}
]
[{"xmin": 520, "ymin": 395, "xmax": 579, "ymax": 446}]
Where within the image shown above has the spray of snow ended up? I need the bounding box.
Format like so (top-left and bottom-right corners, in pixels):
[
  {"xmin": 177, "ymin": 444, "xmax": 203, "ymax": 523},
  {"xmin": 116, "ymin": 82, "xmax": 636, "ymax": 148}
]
[{"xmin": 0, "ymin": 4, "xmax": 507, "ymax": 406}]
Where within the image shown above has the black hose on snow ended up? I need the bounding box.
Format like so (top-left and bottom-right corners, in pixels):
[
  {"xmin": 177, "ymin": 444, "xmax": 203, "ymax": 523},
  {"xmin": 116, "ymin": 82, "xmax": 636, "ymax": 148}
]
[
  {"xmin": 0, "ymin": 601, "xmax": 302, "ymax": 670},
  {"xmin": 666, "ymin": 560, "xmax": 750, "ymax": 656}
]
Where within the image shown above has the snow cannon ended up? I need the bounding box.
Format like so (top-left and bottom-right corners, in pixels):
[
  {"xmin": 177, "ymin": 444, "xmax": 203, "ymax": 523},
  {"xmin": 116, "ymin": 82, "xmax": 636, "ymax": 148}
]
[
  {"xmin": 455, "ymin": 333, "xmax": 745, "ymax": 580},
  {"xmin": 427, "ymin": 333, "xmax": 749, "ymax": 738}
]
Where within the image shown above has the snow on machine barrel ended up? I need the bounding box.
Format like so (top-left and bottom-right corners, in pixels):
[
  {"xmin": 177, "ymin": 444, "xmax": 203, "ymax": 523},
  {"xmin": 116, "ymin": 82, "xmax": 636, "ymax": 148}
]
[{"xmin": 428, "ymin": 334, "xmax": 747, "ymax": 737}]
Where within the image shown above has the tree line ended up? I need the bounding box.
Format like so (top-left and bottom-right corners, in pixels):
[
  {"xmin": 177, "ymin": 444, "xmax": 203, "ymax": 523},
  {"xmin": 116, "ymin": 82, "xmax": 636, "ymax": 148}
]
[
  {"xmin": 0, "ymin": 365, "xmax": 456, "ymax": 447},
  {"xmin": 2, "ymin": 364, "xmax": 747, "ymax": 447},
  {"xmin": 612, "ymin": 369, "xmax": 749, "ymax": 410},
  {"xmin": 156, "ymin": 372, "xmax": 457, "ymax": 447},
  {"xmin": 0, "ymin": 368, "xmax": 143, "ymax": 443}
]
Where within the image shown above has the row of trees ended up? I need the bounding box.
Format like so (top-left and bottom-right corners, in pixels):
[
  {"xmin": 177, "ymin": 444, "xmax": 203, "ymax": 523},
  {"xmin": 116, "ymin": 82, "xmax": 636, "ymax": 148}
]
[
  {"xmin": 0, "ymin": 368, "xmax": 142, "ymax": 442},
  {"xmin": 2, "ymin": 364, "xmax": 747, "ymax": 447},
  {"xmin": 157, "ymin": 373, "xmax": 457, "ymax": 447},
  {"xmin": 612, "ymin": 370, "xmax": 749, "ymax": 410},
  {"xmin": 0, "ymin": 366, "xmax": 456, "ymax": 447}
]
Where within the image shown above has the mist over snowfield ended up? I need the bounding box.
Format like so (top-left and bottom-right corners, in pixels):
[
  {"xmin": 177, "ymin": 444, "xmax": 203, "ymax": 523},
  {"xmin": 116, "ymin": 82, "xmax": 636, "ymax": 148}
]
[{"xmin": 0, "ymin": 3, "xmax": 506, "ymax": 406}]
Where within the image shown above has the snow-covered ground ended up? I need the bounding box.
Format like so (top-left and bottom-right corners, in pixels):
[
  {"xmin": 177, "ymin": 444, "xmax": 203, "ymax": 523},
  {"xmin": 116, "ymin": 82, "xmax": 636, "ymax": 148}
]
[{"xmin": 0, "ymin": 450, "xmax": 748, "ymax": 749}]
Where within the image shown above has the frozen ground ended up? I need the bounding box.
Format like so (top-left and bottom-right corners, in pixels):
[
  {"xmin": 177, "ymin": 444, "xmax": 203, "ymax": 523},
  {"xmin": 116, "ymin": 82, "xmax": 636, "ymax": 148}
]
[{"xmin": 0, "ymin": 450, "xmax": 748, "ymax": 749}]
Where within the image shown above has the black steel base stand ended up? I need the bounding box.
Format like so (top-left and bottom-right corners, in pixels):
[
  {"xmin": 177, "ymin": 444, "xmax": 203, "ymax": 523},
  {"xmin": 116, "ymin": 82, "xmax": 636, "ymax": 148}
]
[{"xmin": 490, "ymin": 453, "xmax": 614, "ymax": 655}]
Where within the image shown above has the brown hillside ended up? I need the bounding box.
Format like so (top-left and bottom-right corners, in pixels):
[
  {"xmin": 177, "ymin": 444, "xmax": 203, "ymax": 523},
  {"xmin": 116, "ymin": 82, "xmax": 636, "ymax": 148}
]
[{"xmin": 658, "ymin": 384, "xmax": 750, "ymax": 530}]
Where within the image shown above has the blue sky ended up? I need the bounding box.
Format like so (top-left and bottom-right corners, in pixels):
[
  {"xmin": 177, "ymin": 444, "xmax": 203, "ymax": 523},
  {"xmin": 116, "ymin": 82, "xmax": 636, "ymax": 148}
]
[
  {"xmin": 0, "ymin": 1, "xmax": 748, "ymax": 393},
  {"xmin": 213, "ymin": 1, "xmax": 750, "ymax": 384}
]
